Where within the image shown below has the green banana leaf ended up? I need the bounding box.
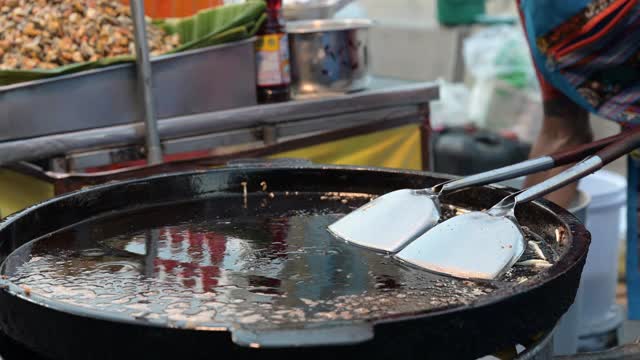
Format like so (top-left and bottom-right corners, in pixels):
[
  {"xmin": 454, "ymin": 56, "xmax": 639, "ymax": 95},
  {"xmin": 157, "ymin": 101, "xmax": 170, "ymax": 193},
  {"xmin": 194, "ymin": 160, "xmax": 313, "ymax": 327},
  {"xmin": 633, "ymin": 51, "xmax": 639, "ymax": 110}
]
[{"xmin": 0, "ymin": 1, "xmax": 266, "ymax": 86}]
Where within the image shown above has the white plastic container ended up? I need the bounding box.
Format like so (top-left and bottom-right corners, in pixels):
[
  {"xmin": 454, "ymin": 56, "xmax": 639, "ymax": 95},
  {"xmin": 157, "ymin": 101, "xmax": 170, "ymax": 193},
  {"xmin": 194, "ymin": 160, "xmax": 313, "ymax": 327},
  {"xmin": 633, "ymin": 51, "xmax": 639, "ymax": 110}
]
[
  {"xmin": 499, "ymin": 177, "xmax": 589, "ymax": 355},
  {"xmin": 552, "ymin": 191, "xmax": 589, "ymax": 356},
  {"xmin": 577, "ymin": 170, "xmax": 627, "ymax": 348}
]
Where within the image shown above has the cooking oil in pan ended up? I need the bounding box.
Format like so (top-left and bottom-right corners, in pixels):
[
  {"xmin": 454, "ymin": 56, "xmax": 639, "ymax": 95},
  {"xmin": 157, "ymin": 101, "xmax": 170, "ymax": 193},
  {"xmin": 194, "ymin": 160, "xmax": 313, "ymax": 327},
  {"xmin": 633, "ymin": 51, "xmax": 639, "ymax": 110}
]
[{"xmin": 1, "ymin": 194, "xmax": 553, "ymax": 331}]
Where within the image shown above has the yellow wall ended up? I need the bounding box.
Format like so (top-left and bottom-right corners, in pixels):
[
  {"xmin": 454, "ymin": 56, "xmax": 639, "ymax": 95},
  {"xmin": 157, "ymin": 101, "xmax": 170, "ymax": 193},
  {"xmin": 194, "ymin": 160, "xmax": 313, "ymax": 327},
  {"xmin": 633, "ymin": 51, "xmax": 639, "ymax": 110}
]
[
  {"xmin": 271, "ymin": 124, "xmax": 422, "ymax": 170},
  {"xmin": 0, "ymin": 169, "xmax": 54, "ymax": 217},
  {"xmin": 0, "ymin": 124, "xmax": 422, "ymax": 216}
]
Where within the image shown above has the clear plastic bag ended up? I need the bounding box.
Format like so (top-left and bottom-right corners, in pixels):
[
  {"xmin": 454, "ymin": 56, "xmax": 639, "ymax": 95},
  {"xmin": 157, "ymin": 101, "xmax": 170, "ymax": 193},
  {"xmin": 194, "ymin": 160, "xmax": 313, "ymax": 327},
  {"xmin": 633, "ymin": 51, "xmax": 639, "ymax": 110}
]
[
  {"xmin": 463, "ymin": 25, "xmax": 536, "ymax": 88},
  {"xmin": 430, "ymin": 79, "xmax": 472, "ymax": 129},
  {"xmin": 464, "ymin": 25, "xmax": 542, "ymax": 143}
]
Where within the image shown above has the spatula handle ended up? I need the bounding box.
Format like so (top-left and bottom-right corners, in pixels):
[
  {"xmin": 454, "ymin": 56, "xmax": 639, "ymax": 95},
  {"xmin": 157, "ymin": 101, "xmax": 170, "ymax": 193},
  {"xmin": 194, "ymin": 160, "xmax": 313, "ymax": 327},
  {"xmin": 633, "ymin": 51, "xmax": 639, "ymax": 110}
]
[
  {"xmin": 439, "ymin": 130, "xmax": 628, "ymax": 193},
  {"xmin": 597, "ymin": 129, "xmax": 640, "ymax": 163},
  {"xmin": 513, "ymin": 128, "xmax": 640, "ymax": 205},
  {"xmin": 550, "ymin": 130, "xmax": 632, "ymax": 165},
  {"xmin": 439, "ymin": 157, "xmax": 554, "ymax": 193},
  {"xmin": 511, "ymin": 156, "xmax": 603, "ymax": 205}
]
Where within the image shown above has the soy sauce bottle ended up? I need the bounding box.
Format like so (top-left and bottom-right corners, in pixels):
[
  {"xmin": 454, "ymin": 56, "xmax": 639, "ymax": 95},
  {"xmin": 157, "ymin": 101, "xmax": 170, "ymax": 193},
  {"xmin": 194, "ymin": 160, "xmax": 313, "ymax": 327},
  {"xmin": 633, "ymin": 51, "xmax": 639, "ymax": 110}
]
[{"xmin": 255, "ymin": 0, "xmax": 291, "ymax": 103}]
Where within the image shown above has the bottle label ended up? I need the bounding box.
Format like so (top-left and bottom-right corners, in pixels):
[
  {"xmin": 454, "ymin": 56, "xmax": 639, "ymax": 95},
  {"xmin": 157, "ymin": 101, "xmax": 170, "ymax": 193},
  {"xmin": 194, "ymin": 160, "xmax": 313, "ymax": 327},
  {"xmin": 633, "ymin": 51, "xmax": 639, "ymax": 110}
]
[{"xmin": 256, "ymin": 34, "xmax": 291, "ymax": 86}]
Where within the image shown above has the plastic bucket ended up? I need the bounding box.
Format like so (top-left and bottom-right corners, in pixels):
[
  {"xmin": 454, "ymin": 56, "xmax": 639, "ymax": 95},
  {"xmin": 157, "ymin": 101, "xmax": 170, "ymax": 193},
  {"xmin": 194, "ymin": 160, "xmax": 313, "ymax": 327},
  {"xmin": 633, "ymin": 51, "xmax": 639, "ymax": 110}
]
[
  {"xmin": 499, "ymin": 177, "xmax": 589, "ymax": 355},
  {"xmin": 553, "ymin": 191, "xmax": 590, "ymax": 356},
  {"xmin": 577, "ymin": 170, "xmax": 627, "ymax": 350}
]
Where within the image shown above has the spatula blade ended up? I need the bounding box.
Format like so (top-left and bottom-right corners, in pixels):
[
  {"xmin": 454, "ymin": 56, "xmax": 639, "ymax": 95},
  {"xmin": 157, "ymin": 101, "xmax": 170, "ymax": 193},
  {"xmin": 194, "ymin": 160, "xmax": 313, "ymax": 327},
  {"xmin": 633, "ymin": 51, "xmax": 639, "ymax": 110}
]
[
  {"xmin": 328, "ymin": 189, "xmax": 441, "ymax": 253},
  {"xmin": 395, "ymin": 211, "xmax": 525, "ymax": 280}
]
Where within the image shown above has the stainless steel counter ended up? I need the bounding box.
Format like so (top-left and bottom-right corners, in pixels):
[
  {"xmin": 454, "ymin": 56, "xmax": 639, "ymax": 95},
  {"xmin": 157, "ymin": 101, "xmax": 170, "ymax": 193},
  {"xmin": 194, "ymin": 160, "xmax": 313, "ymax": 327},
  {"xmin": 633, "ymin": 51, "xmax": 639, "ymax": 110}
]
[
  {"xmin": 0, "ymin": 39, "xmax": 258, "ymax": 143},
  {"xmin": 0, "ymin": 80, "xmax": 438, "ymax": 169}
]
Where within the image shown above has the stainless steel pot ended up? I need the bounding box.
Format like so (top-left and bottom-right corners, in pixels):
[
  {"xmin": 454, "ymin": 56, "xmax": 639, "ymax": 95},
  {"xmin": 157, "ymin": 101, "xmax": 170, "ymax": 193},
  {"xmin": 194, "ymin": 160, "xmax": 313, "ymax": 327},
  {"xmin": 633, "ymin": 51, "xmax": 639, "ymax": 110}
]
[
  {"xmin": 283, "ymin": 0, "xmax": 353, "ymax": 20},
  {"xmin": 287, "ymin": 19, "xmax": 372, "ymax": 98}
]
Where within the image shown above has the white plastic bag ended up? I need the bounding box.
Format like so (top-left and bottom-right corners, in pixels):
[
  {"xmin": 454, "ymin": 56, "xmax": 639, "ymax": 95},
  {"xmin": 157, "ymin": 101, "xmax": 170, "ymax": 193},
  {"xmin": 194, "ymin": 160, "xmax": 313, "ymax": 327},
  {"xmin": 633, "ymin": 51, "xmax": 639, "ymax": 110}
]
[
  {"xmin": 430, "ymin": 79, "xmax": 472, "ymax": 129},
  {"xmin": 463, "ymin": 25, "xmax": 536, "ymax": 86},
  {"xmin": 464, "ymin": 25, "xmax": 542, "ymax": 143}
]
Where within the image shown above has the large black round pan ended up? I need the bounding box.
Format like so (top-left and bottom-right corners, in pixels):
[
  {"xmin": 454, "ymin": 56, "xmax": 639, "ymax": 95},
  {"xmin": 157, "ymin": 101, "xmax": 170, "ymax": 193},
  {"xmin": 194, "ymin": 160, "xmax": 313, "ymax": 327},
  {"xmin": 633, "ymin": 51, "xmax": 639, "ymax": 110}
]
[{"xmin": 0, "ymin": 163, "xmax": 589, "ymax": 360}]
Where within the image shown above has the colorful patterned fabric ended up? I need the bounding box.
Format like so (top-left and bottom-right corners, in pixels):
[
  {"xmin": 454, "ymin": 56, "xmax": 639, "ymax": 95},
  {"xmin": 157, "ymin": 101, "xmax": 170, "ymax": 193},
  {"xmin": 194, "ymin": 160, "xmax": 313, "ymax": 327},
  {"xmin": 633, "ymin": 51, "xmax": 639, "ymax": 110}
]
[
  {"xmin": 519, "ymin": 0, "xmax": 640, "ymax": 124},
  {"xmin": 521, "ymin": 0, "xmax": 640, "ymax": 322},
  {"xmin": 627, "ymin": 156, "xmax": 640, "ymax": 320}
]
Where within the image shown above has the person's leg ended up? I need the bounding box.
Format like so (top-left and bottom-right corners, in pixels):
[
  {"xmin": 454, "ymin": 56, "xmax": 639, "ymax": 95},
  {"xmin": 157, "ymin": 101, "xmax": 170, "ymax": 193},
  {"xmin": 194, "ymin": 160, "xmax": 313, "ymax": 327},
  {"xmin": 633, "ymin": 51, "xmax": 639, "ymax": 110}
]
[{"xmin": 522, "ymin": 95, "xmax": 592, "ymax": 208}]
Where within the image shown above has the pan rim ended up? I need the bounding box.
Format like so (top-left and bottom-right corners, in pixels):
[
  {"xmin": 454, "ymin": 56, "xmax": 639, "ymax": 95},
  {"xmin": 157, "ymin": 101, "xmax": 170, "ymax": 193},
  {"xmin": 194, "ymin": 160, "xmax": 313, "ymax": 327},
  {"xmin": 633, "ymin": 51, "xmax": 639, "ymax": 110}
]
[{"xmin": 0, "ymin": 164, "xmax": 590, "ymax": 349}]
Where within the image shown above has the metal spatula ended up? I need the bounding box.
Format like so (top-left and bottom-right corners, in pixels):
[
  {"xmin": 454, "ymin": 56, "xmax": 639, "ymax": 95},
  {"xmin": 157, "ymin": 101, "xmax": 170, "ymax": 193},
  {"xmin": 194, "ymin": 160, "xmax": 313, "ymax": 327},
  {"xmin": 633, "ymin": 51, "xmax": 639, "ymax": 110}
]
[
  {"xmin": 396, "ymin": 128, "xmax": 640, "ymax": 280},
  {"xmin": 328, "ymin": 132, "xmax": 628, "ymax": 253}
]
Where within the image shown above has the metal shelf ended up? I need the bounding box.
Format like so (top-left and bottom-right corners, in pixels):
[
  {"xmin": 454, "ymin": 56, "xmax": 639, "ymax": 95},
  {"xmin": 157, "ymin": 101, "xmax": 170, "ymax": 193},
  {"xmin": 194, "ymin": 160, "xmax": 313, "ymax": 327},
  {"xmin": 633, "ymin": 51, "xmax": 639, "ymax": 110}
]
[{"xmin": 0, "ymin": 81, "xmax": 439, "ymax": 169}]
